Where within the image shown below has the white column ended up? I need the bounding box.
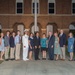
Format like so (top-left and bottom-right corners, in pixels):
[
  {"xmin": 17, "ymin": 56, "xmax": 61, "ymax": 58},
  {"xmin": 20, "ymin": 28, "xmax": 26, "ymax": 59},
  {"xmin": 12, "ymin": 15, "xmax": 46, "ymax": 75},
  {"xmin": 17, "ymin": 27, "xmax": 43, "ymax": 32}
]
[{"xmin": 34, "ymin": 0, "xmax": 37, "ymax": 32}]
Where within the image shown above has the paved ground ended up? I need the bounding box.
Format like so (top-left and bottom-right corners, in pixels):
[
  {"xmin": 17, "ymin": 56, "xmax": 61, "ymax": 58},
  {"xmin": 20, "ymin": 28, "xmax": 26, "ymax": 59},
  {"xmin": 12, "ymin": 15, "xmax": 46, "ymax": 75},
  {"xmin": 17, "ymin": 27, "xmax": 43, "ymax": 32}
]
[{"xmin": 0, "ymin": 60, "xmax": 75, "ymax": 75}]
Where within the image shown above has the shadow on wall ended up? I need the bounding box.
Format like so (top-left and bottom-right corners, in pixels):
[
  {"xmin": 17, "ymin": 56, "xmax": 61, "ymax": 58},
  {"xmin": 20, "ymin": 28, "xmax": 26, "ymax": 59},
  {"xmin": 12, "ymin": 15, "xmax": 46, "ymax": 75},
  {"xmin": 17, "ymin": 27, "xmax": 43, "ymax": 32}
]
[{"xmin": 69, "ymin": 22, "xmax": 75, "ymax": 37}]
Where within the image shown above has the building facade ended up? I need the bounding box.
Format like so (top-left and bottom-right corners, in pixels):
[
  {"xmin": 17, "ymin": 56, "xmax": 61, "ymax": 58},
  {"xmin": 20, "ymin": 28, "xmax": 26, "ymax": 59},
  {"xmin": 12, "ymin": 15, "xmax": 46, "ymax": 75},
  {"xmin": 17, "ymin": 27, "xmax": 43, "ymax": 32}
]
[{"xmin": 0, "ymin": 0, "xmax": 75, "ymax": 36}]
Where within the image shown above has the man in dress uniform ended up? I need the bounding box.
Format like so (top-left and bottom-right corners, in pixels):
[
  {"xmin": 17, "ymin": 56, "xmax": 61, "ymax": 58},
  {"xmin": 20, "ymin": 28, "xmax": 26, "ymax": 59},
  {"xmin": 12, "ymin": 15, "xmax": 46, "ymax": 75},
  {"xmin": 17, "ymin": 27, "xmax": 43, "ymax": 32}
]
[{"xmin": 22, "ymin": 29, "xmax": 29, "ymax": 61}]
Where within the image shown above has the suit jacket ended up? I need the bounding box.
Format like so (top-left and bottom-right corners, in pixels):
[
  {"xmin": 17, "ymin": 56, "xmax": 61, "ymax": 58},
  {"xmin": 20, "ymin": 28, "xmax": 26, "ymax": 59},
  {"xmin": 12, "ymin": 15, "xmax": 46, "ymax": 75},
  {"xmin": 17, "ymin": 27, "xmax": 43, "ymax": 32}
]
[
  {"xmin": 4, "ymin": 35, "xmax": 10, "ymax": 47},
  {"xmin": 48, "ymin": 35, "xmax": 55, "ymax": 49},
  {"xmin": 9, "ymin": 36, "xmax": 15, "ymax": 47},
  {"xmin": 59, "ymin": 33, "xmax": 66, "ymax": 47},
  {"xmin": 34, "ymin": 36, "xmax": 40, "ymax": 47}
]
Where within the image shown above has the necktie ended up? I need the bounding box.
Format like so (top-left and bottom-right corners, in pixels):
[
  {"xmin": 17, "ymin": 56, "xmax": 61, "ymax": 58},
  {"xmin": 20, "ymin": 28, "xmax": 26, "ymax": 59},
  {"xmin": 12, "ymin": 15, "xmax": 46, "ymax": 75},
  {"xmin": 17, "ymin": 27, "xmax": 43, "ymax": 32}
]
[
  {"xmin": 19, "ymin": 36, "xmax": 20, "ymax": 43},
  {"xmin": 49, "ymin": 36, "xmax": 51, "ymax": 41}
]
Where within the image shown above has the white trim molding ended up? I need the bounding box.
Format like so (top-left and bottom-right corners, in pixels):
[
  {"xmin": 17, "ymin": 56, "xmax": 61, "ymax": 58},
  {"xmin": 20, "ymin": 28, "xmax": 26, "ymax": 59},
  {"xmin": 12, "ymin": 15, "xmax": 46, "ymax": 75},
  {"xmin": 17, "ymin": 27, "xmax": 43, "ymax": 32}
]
[
  {"xmin": 32, "ymin": 0, "xmax": 39, "ymax": 3},
  {"xmin": 58, "ymin": 29, "xmax": 69, "ymax": 31},
  {"xmin": 2, "ymin": 28, "xmax": 13, "ymax": 31},
  {"xmin": 16, "ymin": 0, "xmax": 24, "ymax": 14},
  {"xmin": 48, "ymin": 0, "xmax": 55, "ymax": 3},
  {"xmin": 16, "ymin": 0, "xmax": 23, "ymax": 3},
  {"xmin": 24, "ymin": 29, "xmax": 30, "ymax": 32},
  {"xmin": 0, "ymin": 14, "xmax": 75, "ymax": 16},
  {"xmin": 48, "ymin": 0, "xmax": 56, "ymax": 14},
  {"xmin": 41, "ymin": 29, "xmax": 46, "ymax": 31}
]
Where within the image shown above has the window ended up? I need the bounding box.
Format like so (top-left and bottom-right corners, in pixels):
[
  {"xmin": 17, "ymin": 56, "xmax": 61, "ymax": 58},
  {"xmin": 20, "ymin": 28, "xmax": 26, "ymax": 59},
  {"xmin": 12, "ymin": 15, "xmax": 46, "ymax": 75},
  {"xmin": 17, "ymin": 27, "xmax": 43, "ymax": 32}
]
[
  {"xmin": 32, "ymin": 0, "xmax": 39, "ymax": 14},
  {"xmin": 48, "ymin": 0, "xmax": 55, "ymax": 14},
  {"xmin": 72, "ymin": 0, "xmax": 75, "ymax": 14},
  {"xmin": 16, "ymin": 0, "xmax": 23, "ymax": 14}
]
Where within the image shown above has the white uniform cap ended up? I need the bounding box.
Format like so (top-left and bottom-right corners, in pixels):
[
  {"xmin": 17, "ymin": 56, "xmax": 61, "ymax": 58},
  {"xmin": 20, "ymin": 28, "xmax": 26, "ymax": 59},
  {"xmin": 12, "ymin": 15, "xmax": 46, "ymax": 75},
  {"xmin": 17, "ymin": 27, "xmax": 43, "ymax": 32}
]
[{"xmin": 24, "ymin": 29, "xmax": 29, "ymax": 32}]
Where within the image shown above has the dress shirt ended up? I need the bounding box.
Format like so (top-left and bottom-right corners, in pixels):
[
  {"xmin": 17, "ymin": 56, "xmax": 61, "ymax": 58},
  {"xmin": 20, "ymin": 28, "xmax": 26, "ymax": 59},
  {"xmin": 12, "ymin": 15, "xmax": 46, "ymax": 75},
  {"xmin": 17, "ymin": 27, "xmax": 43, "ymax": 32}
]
[{"xmin": 15, "ymin": 35, "xmax": 21, "ymax": 45}]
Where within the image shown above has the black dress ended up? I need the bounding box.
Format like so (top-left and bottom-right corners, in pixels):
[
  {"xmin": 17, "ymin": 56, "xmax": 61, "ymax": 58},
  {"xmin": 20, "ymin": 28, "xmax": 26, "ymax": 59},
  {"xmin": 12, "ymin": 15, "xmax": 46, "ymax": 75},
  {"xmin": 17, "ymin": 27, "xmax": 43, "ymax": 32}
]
[{"xmin": 29, "ymin": 37, "xmax": 34, "ymax": 51}]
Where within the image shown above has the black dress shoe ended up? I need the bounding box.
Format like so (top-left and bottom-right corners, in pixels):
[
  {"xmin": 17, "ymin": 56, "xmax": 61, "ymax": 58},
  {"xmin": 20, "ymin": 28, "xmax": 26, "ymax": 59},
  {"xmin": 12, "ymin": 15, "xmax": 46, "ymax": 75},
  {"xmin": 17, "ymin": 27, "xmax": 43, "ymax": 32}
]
[
  {"xmin": 42, "ymin": 58, "xmax": 46, "ymax": 60},
  {"xmin": 5, "ymin": 59, "xmax": 9, "ymax": 61},
  {"xmin": 42, "ymin": 58, "xmax": 44, "ymax": 60},
  {"xmin": 50, "ymin": 59, "xmax": 54, "ymax": 60},
  {"xmin": 48, "ymin": 58, "xmax": 54, "ymax": 60},
  {"xmin": 38, "ymin": 58, "xmax": 40, "ymax": 60},
  {"xmin": 10, "ymin": 58, "xmax": 15, "ymax": 61},
  {"xmin": 35, "ymin": 59, "xmax": 38, "ymax": 60}
]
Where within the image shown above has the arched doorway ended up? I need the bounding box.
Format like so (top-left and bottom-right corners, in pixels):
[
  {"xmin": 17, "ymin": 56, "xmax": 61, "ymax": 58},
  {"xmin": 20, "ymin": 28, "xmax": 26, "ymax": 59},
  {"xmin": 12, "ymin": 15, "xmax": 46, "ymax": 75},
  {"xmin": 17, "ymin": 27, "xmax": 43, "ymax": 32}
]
[
  {"xmin": 46, "ymin": 23, "xmax": 58, "ymax": 36},
  {"xmin": 69, "ymin": 23, "xmax": 75, "ymax": 36},
  {"xmin": 30, "ymin": 23, "xmax": 41, "ymax": 34},
  {"xmin": 47, "ymin": 25, "xmax": 53, "ymax": 36},
  {"xmin": 13, "ymin": 23, "xmax": 25, "ymax": 35},
  {"xmin": 31, "ymin": 25, "xmax": 39, "ymax": 34},
  {"xmin": 17, "ymin": 25, "xmax": 24, "ymax": 35}
]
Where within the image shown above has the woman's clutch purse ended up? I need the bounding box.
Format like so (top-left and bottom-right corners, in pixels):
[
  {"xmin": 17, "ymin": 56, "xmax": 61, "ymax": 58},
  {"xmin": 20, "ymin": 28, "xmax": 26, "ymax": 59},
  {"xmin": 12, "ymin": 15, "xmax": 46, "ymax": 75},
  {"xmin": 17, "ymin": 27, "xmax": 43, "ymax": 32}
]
[{"xmin": 71, "ymin": 45, "xmax": 73, "ymax": 49}]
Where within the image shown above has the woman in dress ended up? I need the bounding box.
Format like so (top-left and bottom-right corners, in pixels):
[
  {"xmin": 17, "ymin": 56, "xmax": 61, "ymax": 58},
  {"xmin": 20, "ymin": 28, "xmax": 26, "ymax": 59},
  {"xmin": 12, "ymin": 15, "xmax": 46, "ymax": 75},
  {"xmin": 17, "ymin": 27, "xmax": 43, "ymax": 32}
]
[
  {"xmin": 68, "ymin": 32, "xmax": 74, "ymax": 61},
  {"xmin": 54, "ymin": 32, "xmax": 61, "ymax": 60},
  {"xmin": 22, "ymin": 30, "xmax": 29, "ymax": 61},
  {"xmin": 29, "ymin": 33, "xmax": 34, "ymax": 60},
  {"xmin": 0, "ymin": 32, "xmax": 5, "ymax": 60},
  {"xmin": 41, "ymin": 33, "xmax": 47, "ymax": 60}
]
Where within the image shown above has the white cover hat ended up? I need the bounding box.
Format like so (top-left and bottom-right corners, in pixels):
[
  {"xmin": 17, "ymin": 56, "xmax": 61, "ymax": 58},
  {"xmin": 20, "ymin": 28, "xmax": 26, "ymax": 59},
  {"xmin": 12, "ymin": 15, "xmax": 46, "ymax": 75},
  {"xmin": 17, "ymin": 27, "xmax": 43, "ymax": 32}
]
[{"xmin": 24, "ymin": 29, "xmax": 29, "ymax": 32}]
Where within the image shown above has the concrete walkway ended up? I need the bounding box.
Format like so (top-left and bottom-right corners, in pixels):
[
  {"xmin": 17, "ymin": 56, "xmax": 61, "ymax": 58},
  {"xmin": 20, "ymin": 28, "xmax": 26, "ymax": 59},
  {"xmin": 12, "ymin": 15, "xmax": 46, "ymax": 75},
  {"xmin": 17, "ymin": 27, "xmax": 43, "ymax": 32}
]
[{"xmin": 0, "ymin": 60, "xmax": 75, "ymax": 75}]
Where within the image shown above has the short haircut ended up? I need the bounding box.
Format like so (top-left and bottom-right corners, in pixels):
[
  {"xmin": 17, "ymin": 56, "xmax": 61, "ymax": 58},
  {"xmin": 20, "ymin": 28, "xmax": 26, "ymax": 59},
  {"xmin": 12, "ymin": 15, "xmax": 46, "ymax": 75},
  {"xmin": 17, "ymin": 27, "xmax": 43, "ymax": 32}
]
[
  {"xmin": 17, "ymin": 30, "xmax": 20, "ymax": 32},
  {"xmin": 43, "ymin": 33, "xmax": 46, "ymax": 35},
  {"xmin": 6, "ymin": 30, "xmax": 10, "ymax": 32}
]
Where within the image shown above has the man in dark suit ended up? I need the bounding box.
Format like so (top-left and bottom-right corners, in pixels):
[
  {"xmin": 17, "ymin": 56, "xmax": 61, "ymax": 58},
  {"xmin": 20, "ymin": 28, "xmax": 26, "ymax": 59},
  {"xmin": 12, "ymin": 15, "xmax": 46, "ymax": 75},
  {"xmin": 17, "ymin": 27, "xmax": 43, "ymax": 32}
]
[
  {"xmin": 59, "ymin": 29, "xmax": 66, "ymax": 60},
  {"xmin": 9, "ymin": 31, "xmax": 15, "ymax": 60},
  {"xmin": 34, "ymin": 32, "xmax": 40, "ymax": 60},
  {"xmin": 4, "ymin": 31, "xmax": 10, "ymax": 61},
  {"xmin": 48, "ymin": 31, "xmax": 55, "ymax": 60}
]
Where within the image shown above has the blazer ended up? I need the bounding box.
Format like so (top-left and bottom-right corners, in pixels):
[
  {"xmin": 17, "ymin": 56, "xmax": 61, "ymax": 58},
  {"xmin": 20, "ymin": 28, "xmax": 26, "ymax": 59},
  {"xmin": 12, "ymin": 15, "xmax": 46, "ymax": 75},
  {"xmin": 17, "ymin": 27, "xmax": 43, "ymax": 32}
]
[
  {"xmin": 48, "ymin": 35, "xmax": 55, "ymax": 48},
  {"xmin": 59, "ymin": 33, "xmax": 66, "ymax": 47},
  {"xmin": 4, "ymin": 35, "xmax": 10, "ymax": 47},
  {"xmin": 9, "ymin": 36, "xmax": 15, "ymax": 47},
  {"xmin": 34, "ymin": 36, "xmax": 40, "ymax": 47}
]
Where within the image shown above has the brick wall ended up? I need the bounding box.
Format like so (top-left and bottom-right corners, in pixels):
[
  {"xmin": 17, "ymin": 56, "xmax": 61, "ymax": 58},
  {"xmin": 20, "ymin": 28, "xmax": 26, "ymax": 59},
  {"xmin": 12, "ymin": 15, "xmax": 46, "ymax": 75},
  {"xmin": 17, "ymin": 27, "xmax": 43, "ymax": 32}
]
[{"xmin": 0, "ymin": 0, "xmax": 75, "ymax": 35}]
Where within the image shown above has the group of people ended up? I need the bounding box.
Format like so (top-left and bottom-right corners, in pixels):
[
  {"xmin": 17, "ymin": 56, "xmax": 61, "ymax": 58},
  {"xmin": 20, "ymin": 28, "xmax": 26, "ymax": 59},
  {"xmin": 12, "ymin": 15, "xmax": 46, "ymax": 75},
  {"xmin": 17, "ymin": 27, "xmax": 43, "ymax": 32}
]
[{"xmin": 0, "ymin": 29, "xmax": 75, "ymax": 61}]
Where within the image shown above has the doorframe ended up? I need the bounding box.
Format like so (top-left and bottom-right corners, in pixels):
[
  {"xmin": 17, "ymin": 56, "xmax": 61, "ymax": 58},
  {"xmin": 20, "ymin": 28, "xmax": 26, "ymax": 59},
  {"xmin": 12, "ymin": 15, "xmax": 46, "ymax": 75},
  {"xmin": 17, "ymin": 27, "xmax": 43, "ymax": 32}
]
[
  {"xmin": 46, "ymin": 23, "xmax": 58, "ymax": 33},
  {"xmin": 30, "ymin": 22, "xmax": 41, "ymax": 34},
  {"xmin": 13, "ymin": 23, "xmax": 25, "ymax": 34}
]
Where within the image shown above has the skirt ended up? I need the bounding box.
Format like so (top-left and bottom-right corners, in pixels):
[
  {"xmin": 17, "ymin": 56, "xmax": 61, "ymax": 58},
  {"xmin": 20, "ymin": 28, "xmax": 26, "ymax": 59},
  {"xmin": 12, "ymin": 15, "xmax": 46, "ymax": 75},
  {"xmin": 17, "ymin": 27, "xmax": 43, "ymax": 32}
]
[
  {"xmin": 41, "ymin": 47, "xmax": 47, "ymax": 52},
  {"xmin": 29, "ymin": 46, "xmax": 34, "ymax": 51},
  {"xmin": 0, "ymin": 46, "xmax": 5, "ymax": 52}
]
